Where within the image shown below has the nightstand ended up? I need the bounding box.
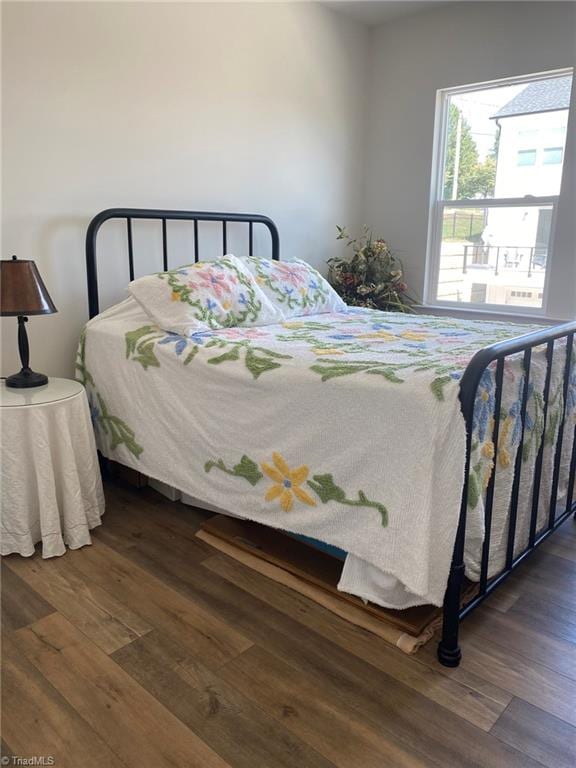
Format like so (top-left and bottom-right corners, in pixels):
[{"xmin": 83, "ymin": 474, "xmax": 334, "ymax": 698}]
[{"xmin": 1, "ymin": 377, "xmax": 105, "ymax": 557}]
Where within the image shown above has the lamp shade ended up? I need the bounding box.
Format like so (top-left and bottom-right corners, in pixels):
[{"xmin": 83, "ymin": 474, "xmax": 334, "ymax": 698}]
[{"xmin": 0, "ymin": 256, "xmax": 57, "ymax": 316}]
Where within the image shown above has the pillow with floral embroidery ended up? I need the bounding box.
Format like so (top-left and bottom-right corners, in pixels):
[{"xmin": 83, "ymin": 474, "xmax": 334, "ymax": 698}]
[
  {"xmin": 241, "ymin": 256, "xmax": 347, "ymax": 318},
  {"xmin": 128, "ymin": 255, "xmax": 283, "ymax": 334}
]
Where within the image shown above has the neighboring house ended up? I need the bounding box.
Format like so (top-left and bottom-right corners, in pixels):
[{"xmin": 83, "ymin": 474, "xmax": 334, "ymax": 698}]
[{"xmin": 482, "ymin": 76, "xmax": 571, "ymax": 274}]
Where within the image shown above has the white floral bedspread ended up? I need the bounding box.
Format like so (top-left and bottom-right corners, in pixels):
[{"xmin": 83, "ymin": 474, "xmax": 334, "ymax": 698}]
[{"xmin": 77, "ymin": 298, "xmax": 575, "ymax": 608}]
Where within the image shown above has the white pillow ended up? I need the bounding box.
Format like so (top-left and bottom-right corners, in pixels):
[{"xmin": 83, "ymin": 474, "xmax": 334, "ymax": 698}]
[
  {"xmin": 128, "ymin": 255, "xmax": 283, "ymax": 335},
  {"xmin": 241, "ymin": 256, "xmax": 347, "ymax": 318}
]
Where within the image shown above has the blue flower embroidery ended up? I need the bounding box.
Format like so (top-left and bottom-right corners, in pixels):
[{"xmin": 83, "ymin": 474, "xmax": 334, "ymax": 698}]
[
  {"xmin": 88, "ymin": 396, "xmax": 100, "ymax": 426},
  {"xmin": 309, "ymin": 279, "xmax": 320, "ymax": 290},
  {"xmin": 507, "ymin": 375, "xmax": 535, "ymax": 445},
  {"xmin": 473, "ymin": 369, "xmax": 495, "ymax": 442},
  {"xmin": 206, "ymin": 298, "xmax": 217, "ymax": 310},
  {"xmin": 159, "ymin": 332, "xmax": 188, "ymax": 356},
  {"xmin": 329, "ymin": 333, "xmax": 355, "ymax": 340},
  {"xmin": 188, "ymin": 329, "xmax": 214, "ymax": 345}
]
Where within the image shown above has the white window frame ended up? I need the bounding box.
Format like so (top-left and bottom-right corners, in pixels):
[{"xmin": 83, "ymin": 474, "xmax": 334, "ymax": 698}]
[{"xmin": 424, "ymin": 68, "xmax": 573, "ymax": 318}]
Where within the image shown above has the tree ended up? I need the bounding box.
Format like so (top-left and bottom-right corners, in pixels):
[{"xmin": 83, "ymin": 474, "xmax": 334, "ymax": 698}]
[{"xmin": 443, "ymin": 104, "xmax": 497, "ymax": 200}]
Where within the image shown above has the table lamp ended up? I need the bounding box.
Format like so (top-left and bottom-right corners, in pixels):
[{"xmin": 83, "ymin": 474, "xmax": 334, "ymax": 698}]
[{"xmin": 1, "ymin": 255, "xmax": 57, "ymax": 388}]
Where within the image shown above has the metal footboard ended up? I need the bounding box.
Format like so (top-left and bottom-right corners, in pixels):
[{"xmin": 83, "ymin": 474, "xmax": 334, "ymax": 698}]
[{"xmin": 438, "ymin": 320, "xmax": 576, "ymax": 666}]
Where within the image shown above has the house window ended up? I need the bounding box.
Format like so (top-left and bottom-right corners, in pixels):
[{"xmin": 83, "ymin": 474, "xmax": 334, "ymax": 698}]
[
  {"xmin": 543, "ymin": 147, "xmax": 563, "ymax": 165},
  {"xmin": 426, "ymin": 69, "xmax": 573, "ymax": 314},
  {"xmin": 517, "ymin": 149, "xmax": 537, "ymax": 166}
]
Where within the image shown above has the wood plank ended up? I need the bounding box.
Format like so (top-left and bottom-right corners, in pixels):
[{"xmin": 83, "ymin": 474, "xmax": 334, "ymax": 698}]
[
  {"xmin": 64, "ymin": 538, "xmax": 253, "ymax": 667},
  {"xmin": 491, "ymin": 698, "xmax": 576, "ymax": 768},
  {"xmin": 432, "ymin": 631, "xmax": 576, "ymax": 727},
  {"xmin": 5, "ymin": 553, "xmax": 153, "ymax": 654},
  {"xmin": 1, "ymin": 561, "xmax": 55, "ymax": 631},
  {"xmin": 203, "ymin": 552, "xmax": 511, "ymax": 731},
  {"xmin": 220, "ymin": 645, "xmax": 542, "ymax": 768},
  {"xmin": 2, "ymin": 632, "xmax": 126, "ymax": 768},
  {"xmin": 542, "ymin": 535, "xmax": 576, "ymax": 563},
  {"xmin": 507, "ymin": 593, "xmax": 576, "ymax": 645},
  {"xmin": 462, "ymin": 605, "xmax": 576, "ymax": 680},
  {"xmin": 112, "ymin": 630, "xmax": 337, "ymax": 768},
  {"xmin": 15, "ymin": 613, "xmax": 230, "ymax": 768}
]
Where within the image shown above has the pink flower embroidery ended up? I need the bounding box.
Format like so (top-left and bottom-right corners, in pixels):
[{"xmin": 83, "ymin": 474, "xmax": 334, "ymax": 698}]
[
  {"xmin": 193, "ymin": 270, "xmax": 236, "ymax": 298},
  {"xmin": 216, "ymin": 327, "xmax": 270, "ymax": 340}
]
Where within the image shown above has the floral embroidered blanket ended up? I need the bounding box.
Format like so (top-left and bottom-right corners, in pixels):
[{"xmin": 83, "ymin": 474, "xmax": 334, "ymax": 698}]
[{"xmin": 77, "ymin": 298, "xmax": 575, "ymax": 608}]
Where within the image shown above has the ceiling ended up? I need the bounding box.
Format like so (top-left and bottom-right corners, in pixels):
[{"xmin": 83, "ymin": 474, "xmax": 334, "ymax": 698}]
[{"xmin": 323, "ymin": 1, "xmax": 447, "ymax": 26}]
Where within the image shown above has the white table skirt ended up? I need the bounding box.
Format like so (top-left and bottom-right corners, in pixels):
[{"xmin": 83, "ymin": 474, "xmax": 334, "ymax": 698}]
[{"xmin": 1, "ymin": 381, "xmax": 105, "ymax": 558}]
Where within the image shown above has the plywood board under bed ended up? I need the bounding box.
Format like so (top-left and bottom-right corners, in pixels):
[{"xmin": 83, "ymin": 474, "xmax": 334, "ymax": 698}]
[{"xmin": 196, "ymin": 515, "xmax": 453, "ymax": 654}]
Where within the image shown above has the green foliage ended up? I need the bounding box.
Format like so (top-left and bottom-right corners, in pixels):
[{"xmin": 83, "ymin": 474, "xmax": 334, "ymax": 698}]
[{"xmin": 443, "ymin": 104, "xmax": 497, "ymax": 200}]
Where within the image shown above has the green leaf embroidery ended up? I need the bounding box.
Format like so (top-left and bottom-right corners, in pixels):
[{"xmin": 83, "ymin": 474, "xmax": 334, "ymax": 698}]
[
  {"xmin": 125, "ymin": 326, "xmax": 163, "ymax": 369},
  {"xmin": 184, "ymin": 345, "xmax": 199, "ymax": 365},
  {"xmin": 97, "ymin": 394, "xmax": 144, "ymax": 458},
  {"xmin": 205, "ymin": 455, "xmax": 263, "ymax": 486},
  {"xmin": 305, "ymin": 473, "xmax": 347, "ymax": 503},
  {"xmin": 307, "ymin": 473, "xmax": 388, "ymax": 526},
  {"xmin": 430, "ymin": 375, "xmax": 452, "ymax": 402},
  {"xmin": 125, "ymin": 325, "xmax": 159, "ymax": 356},
  {"xmin": 207, "ymin": 346, "xmax": 242, "ymax": 365},
  {"xmin": 75, "ymin": 331, "xmax": 94, "ymax": 387}
]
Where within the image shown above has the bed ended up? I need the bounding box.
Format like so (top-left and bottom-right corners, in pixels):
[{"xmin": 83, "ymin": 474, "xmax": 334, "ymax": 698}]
[{"xmin": 81, "ymin": 207, "xmax": 576, "ymax": 667}]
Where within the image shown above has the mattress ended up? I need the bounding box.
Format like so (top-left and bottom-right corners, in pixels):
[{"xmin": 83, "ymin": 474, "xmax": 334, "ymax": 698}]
[{"xmin": 78, "ymin": 297, "xmax": 575, "ymax": 609}]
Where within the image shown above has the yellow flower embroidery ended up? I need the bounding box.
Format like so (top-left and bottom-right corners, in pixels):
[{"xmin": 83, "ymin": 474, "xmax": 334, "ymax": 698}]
[
  {"xmin": 312, "ymin": 348, "xmax": 344, "ymax": 356},
  {"xmin": 222, "ymin": 299, "xmax": 231, "ymax": 310},
  {"xmin": 300, "ymin": 287, "xmax": 307, "ymax": 296},
  {"xmin": 482, "ymin": 441, "xmax": 495, "ymax": 460},
  {"xmin": 498, "ymin": 417, "xmax": 513, "ymax": 468},
  {"xmin": 171, "ymin": 290, "xmax": 180, "ymax": 302},
  {"xmin": 358, "ymin": 331, "xmax": 396, "ymax": 342},
  {"xmin": 401, "ymin": 331, "xmax": 429, "ymax": 341},
  {"xmin": 261, "ymin": 452, "xmax": 317, "ymax": 512}
]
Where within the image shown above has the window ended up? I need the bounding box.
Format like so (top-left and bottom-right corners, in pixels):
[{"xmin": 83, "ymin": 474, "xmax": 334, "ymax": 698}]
[
  {"xmin": 543, "ymin": 147, "xmax": 563, "ymax": 165},
  {"xmin": 426, "ymin": 69, "xmax": 573, "ymax": 314},
  {"xmin": 517, "ymin": 149, "xmax": 537, "ymax": 166}
]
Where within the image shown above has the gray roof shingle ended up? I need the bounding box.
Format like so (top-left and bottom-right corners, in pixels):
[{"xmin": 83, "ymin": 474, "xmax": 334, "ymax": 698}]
[{"xmin": 493, "ymin": 75, "xmax": 572, "ymax": 119}]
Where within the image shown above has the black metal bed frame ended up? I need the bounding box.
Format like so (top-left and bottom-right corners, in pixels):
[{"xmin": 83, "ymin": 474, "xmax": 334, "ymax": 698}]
[{"xmin": 85, "ymin": 207, "xmax": 576, "ymax": 667}]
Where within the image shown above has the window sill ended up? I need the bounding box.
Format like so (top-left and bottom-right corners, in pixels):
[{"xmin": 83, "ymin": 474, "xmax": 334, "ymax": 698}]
[{"xmin": 418, "ymin": 303, "xmax": 567, "ymax": 326}]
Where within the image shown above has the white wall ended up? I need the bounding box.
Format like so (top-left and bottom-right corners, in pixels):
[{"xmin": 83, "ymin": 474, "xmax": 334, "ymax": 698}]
[
  {"xmin": 1, "ymin": 1, "xmax": 367, "ymax": 377},
  {"xmin": 364, "ymin": 1, "xmax": 576, "ymax": 320}
]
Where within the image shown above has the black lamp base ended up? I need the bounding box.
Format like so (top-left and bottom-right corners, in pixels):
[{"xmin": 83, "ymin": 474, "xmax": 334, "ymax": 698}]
[{"xmin": 6, "ymin": 368, "xmax": 48, "ymax": 388}]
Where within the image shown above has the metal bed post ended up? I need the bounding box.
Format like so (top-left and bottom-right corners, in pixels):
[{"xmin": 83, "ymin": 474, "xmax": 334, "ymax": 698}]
[{"xmin": 437, "ymin": 350, "xmax": 486, "ymax": 667}]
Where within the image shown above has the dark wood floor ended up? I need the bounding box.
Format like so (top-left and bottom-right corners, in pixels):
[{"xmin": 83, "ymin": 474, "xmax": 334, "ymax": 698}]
[{"xmin": 2, "ymin": 480, "xmax": 576, "ymax": 768}]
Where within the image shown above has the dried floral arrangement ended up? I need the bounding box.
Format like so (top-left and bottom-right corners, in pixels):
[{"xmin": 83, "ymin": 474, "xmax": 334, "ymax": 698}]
[{"xmin": 328, "ymin": 226, "xmax": 416, "ymax": 312}]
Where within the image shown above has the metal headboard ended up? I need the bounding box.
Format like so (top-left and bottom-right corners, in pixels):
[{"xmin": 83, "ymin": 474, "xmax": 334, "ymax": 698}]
[{"xmin": 85, "ymin": 207, "xmax": 280, "ymax": 318}]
